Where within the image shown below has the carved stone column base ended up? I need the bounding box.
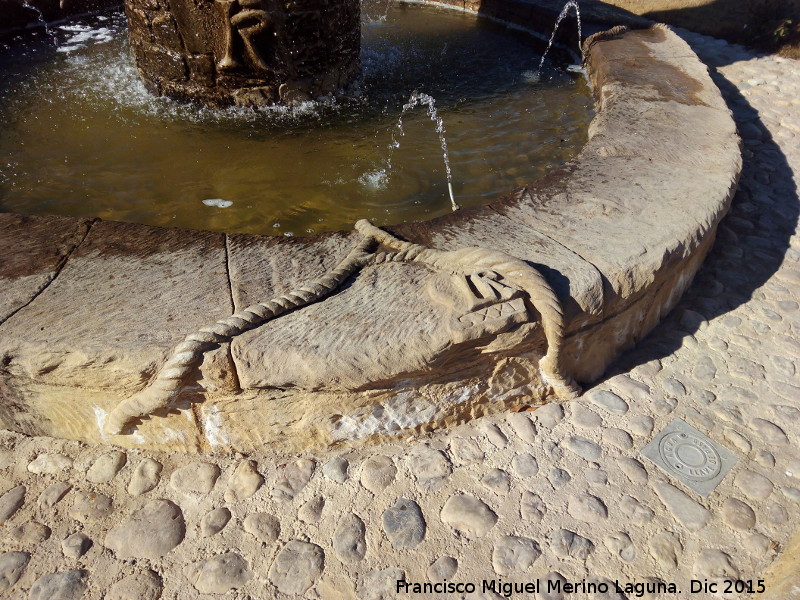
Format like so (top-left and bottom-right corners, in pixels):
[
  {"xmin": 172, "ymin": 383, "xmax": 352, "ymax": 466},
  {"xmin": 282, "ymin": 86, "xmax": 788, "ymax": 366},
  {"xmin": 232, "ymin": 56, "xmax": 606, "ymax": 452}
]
[{"xmin": 124, "ymin": 0, "xmax": 361, "ymax": 107}]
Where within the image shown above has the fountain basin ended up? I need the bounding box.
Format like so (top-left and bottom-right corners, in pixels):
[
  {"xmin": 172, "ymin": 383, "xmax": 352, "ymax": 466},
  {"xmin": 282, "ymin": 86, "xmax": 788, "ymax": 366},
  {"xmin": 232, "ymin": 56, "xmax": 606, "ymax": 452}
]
[
  {"xmin": 0, "ymin": 5, "xmax": 593, "ymax": 236},
  {"xmin": 0, "ymin": 4, "xmax": 741, "ymax": 453}
]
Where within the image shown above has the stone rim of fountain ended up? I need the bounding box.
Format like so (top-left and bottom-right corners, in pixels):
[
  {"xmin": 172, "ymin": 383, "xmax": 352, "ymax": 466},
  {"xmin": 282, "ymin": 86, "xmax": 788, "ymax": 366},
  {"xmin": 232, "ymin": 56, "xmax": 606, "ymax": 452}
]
[{"xmin": 0, "ymin": 1, "xmax": 741, "ymax": 453}]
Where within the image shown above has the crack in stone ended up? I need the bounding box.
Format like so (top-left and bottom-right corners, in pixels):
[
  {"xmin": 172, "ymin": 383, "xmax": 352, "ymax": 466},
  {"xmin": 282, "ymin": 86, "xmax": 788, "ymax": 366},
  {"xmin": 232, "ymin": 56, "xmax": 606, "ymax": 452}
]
[
  {"xmin": 223, "ymin": 233, "xmax": 243, "ymax": 394},
  {"xmin": 0, "ymin": 218, "xmax": 96, "ymax": 328}
]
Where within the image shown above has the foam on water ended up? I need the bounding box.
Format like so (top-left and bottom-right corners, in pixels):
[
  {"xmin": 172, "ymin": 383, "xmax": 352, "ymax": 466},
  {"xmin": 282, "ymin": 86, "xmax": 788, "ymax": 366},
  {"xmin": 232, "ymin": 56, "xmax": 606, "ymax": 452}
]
[
  {"xmin": 202, "ymin": 199, "xmax": 233, "ymax": 208},
  {"xmin": 359, "ymin": 169, "xmax": 390, "ymax": 190}
]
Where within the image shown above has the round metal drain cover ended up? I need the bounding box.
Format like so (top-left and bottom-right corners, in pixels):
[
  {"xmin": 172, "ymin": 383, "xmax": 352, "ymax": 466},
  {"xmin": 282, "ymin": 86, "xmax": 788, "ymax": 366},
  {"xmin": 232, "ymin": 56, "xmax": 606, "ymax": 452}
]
[{"xmin": 658, "ymin": 431, "xmax": 722, "ymax": 481}]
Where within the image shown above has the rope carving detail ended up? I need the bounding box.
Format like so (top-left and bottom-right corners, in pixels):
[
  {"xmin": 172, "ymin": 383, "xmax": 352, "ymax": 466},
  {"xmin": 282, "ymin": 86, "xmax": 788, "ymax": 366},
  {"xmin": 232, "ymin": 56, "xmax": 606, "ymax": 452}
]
[{"xmin": 103, "ymin": 220, "xmax": 580, "ymax": 435}]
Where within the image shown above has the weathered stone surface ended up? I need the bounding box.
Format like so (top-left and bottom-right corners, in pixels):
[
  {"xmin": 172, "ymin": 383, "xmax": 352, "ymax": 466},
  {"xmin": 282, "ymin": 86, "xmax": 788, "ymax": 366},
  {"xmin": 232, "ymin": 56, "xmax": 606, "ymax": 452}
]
[
  {"xmin": 38, "ymin": 482, "xmax": 72, "ymax": 508},
  {"xmin": 520, "ymin": 491, "xmax": 546, "ymax": 523},
  {"xmin": 751, "ymin": 418, "xmax": 789, "ymax": 445},
  {"xmin": 299, "ymin": 495, "xmax": 325, "ymax": 523},
  {"xmin": 721, "ymin": 498, "xmax": 756, "ymax": 530},
  {"xmin": 604, "ymin": 531, "xmax": 635, "ymax": 562},
  {"xmin": 382, "ymin": 498, "xmax": 426, "ymax": 549},
  {"xmin": 653, "ymin": 482, "xmax": 712, "ymax": 531},
  {"xmin": 243, "ymin": 513, "xmax": 280, "ymax": 544},
  {"xmin": 564, "ymin": 436, "xmax": 602, "ymax": 461},
  {"xmin": 29, "ymin": 570, "xmax": 86, "ymax": 600},
  {"xmin": 334, "ymin": 513, "xmax": 367, "ymax": 563},
  {"xmin": 0, "ymin": 220, "xmax": 230, "ymax": 397},
  {"xmin": 534, "ymin": 403, "xmax": 564, "ymax": 428},
  {"xmin": 694, "ymin": 550, "xmax": 739, "ymax": 578},
  {"xmin": 734, "ymin": 469, "xmax": 774, "ymax": 500},
  {"xmin": 0, "ymin": 551, "xmax": 29, "ymax": 593},
  {"xmin": 588, "ymin": 390, "xmax": 629, "ymax": 415},
  {"xmin": 648, "ymin": 531, "xmax": 682, "ymax": 569},
  {"xmin": 0, "ymin": 485, "xmax": 25, "ymax": 524},
  {"xmin": 127, "ymin": 459, "xmax": 162, "ymax": 496},
  {"xmin": 568, "ymin": 494, "xmax": 608, "ymax": 521},
  {"xmin": 0, "ymin": 214, "xmax": 87, "ymax": 318},
  {"xmin": 272, "ymin": 458, "xmax": 315, "ymax": 500},
  {"xmin": 507, "ymin": 413, "xmax": 537, "ymax": 443},
  {"xmin": 428, "ymin": 556, "xmax": 458, "ymax": 581},
  {"xmin": 322, "ymin": 456, "xmax": 349, "ymax": 483},
  {"xmin": 224, "ymin": 460, "xmax": 264, "ymax": 503},
  {"xmin": 572, "ymin": 404, "xmax": 603, "ymax": 428},
  {"xmin": 360, "ymin": 456, "xmax": 397, "ymax": 494},
  {"xmin": 619, "ymin": 495, "xmax": 655, "ymax": 525},
  {"xmin": 603, "ymin": 427, "xmax": 633, "ymax": 450},
  {"xmin": 618, "ymin": 458, "xmax": 648, "ymax": 484},
  {"xmin": 587, "ymin": 468, "xmax": 608, "ymax": 486},
  {"xmin": 170, "ymin": 461, "xmax": 220, "ymax": 495},
  {"xmin": 230, "ymin": 230, "xmax": 551, "ymax": 398},
  {"xmin": 441, "ymin": 494, "xmax": 498, "ymax": 537},
  {"xmin": 10, "ymin": 521, "xmax": 50, "ymax": 544},
  {"xmin": 200, "ymin": 507, "xmax": 231, "ymax": 537},
  {"xmin": 408, "ymin": 447, "xmax": 451, "ymax": 489},
  {"xmin": 105, "ymin": 499, "xmax": 185, "ymax": 559},
  {"xmin": 61, "ymin": 533, "xmax": 92, "ymax": 559},
  {"xmin": 187, "ymin": 553, "xmax": 251, "ymax": 594},
  {"xmin": 481, "ymin": 423, "xmax": 509, "ymax": 448},
  {"xmin": 268, "ymin": 541, "xmax": 325, "ymax": 595},
  {"xmin": 28, "ymin": 453, "xmax": 72, "ymax": 474},
  {"xmin": 511, "ymin": 453, "xmax": 539, "ymax": 478},
  {"xmin": 450, "ymin": 437, "xmax": 484, "ymax": 464},
  {"xmin": 549, "ymin": 467, "xmax": 572, "ymax": 489},
  {"xmin": 357, "ymin": 568, "xmax": 405, "ymax": 600},
  {"xmin": 629, "ymin": 415, "xmax": 655, "ymax": 436},
  {"xmin": 126, "ymin": 0, "xmax": 360, "ymax": 107},
  {"xmin": 107, "ymin": 570, "xmax": 162, "ymax": 600},
  {"xmin": 86, "ymin": 451, "xmax": 126, "ymax": 483},
  {"xmin": 548, "ymin": 529, "xmax": 594, "ymax": 559},
  {"xmin": 482, "ymin": 468, "xmax": 511, "ymax": 493},
  {"xmin": 69, "ymin": 492, "xmax": 113, "ymax": 522},
  {"xmin": 492, "ymin": 535, "xmax": 540, "ymax": 574}
]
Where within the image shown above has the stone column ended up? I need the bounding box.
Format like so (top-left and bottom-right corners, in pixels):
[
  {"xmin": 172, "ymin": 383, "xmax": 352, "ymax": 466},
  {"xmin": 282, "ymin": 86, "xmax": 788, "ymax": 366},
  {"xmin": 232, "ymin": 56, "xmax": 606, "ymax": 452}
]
[{"xmin": 124, "ymin": 0, "xmax": 361, "ymax": 107}]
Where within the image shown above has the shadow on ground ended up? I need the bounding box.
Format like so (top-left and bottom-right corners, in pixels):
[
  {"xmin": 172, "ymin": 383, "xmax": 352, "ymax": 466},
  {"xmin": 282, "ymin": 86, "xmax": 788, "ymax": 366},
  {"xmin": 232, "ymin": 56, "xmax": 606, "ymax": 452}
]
[{"xmin": 602, "ymin": 50, "xmax": 800, "ymax": 385}]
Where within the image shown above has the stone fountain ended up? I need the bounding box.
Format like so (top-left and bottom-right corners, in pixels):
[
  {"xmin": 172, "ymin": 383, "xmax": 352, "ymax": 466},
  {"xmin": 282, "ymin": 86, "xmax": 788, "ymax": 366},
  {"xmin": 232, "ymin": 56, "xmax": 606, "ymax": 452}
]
[
  {"xmin": 124, "ymin": 0, "xmax": 361, "ymax": 106},
  {"xmin": 0, "ymin": 1, "xmax": 742, "ymax": 454}
]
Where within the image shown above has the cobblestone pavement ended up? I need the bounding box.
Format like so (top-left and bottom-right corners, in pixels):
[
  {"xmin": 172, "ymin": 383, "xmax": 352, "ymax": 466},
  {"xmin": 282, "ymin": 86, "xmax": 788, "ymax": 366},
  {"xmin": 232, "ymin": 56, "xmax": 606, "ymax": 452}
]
[{"xmin": 1, "ymin": 29, "xmax": 799, "ymax": 600}]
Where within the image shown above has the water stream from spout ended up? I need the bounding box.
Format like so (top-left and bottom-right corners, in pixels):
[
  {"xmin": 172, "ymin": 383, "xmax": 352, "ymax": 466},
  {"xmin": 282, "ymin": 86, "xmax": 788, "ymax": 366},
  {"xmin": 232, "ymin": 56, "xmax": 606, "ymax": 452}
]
[
  {"xmin": 395, "ymin": 91, "xmax": 458, "ymax": 211},
  {"xmin": 361, "ymin": 91, "xmax": 459, "ymax": 212},
  {"xmin": 532, "ymin": 0, "xmax": 582, "ymax": 81},
  {"xmin": 22, "ymin": 0, "xmax": 53, "ymax": 39}
]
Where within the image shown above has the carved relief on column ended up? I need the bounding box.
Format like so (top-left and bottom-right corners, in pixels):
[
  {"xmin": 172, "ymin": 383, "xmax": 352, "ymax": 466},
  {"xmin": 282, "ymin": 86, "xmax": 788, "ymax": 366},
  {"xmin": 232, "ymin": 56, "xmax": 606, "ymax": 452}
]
[{"xmin": 124, "ymin": 0, "xmax": 361, "ymax": 107}]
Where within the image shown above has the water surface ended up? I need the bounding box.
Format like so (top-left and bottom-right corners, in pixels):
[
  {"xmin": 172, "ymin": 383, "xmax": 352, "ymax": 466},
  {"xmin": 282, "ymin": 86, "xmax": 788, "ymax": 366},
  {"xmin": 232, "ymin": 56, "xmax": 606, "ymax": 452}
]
[{"xmin": 0, "ymin": 4, "xmax": 593, "ymax": 236}]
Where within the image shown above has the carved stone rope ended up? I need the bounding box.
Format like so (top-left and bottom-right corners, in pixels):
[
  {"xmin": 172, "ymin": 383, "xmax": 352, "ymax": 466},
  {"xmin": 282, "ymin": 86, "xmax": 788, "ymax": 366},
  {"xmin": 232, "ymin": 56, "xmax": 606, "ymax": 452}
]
[{"xmin": 103, "ymin": 221, "xmax": 579, "ymax": 435}]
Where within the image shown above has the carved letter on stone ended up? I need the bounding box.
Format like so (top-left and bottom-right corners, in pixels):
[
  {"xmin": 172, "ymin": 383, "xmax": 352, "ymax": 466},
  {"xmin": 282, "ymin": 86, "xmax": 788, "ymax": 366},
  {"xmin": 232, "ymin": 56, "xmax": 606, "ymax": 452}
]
[
  {"xmin": 427, "ymin": 270, "xmax": 530, "ymax": 343},
  {"xmin": 217, "ymin": 0, "xmax": 272, "ymax": 72}
]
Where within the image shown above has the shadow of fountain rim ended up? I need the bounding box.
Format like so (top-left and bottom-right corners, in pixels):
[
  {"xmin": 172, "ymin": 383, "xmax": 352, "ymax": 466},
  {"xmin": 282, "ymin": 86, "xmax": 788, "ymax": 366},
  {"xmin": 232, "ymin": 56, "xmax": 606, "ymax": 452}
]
[{"xmin": 0, "ymin": 0, "xmax": 743, "ymax": 453}]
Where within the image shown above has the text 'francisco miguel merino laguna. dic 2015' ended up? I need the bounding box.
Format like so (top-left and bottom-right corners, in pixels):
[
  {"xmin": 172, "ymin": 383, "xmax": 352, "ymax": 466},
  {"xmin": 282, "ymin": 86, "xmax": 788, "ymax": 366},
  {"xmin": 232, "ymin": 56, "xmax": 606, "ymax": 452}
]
[{"xmin": 396, "ymin": 578, "xmax": 684, "ymax": 598}]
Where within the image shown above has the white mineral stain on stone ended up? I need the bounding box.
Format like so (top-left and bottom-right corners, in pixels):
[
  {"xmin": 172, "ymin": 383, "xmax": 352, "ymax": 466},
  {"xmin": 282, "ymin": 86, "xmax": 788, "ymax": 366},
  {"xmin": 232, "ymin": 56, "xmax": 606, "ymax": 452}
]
[
  {"xmin": 203, "ymin": 405, "xmax": 228, "ymax": 448},
  {"xmin": 93, "ymin": 406, "xmax": 109, "ymax": 440},
  {"xmin": 158, "ymin": 428, "xmax": 186, "ymax": 443},
  {"xmin": 331, "ymin": 392, "xmax": 439, "ymax": 442}
]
